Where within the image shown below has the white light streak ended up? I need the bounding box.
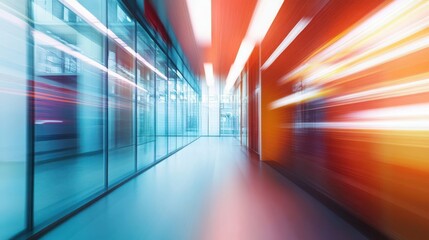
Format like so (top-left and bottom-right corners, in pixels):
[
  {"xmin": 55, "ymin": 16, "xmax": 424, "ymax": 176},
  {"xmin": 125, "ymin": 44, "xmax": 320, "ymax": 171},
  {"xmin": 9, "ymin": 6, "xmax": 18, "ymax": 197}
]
[
  {"xmin": 33, "ymin": 30, "xmax": 148, "ymax": 93},
  {"xmin": 291, "ymin": 121, "xmax": 429, "ymax": 131},
  {"xmin": 224, "ymin": 0, "xmax": 284, "ymax": 92},
  {"xmin": 330, "ymin": 78, "xmax": 429, "ymax": 104},
  {"xmin": 278, "ymin": 0, "xmax": 428, "ymax": 84},
  {"xmin": 270, "ymin": 89, "xmax": 320, "ymax": 109},
  {"xmin": 346, "ymin": 104, "xmax": 429, "ymax": 120},
  {"xmin": 247, "ymin": 0, "xmax": 284, "ymax": 43},
  {"xmin": 59, "ymin": 0, "xmax": 167, "ymax": 80},
  {"xmin": 262, "ymin": 18, "xmax": 312, "ymax": 70}
]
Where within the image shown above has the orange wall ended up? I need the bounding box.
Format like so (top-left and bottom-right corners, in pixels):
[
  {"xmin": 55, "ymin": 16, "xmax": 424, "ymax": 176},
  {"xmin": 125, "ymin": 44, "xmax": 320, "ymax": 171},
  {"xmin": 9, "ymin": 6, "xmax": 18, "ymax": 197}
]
[{"xmin": 257, "ymin": 0, "xmax": 429, "ymax": 239}]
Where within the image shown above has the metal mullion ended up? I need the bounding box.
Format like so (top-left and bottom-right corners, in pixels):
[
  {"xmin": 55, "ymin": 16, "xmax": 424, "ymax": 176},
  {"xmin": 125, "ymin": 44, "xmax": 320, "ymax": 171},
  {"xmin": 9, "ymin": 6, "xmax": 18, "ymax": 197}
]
[
  {"xmin": 152, "ymin": 44, "xmax": 158, "ymax": 162},
  {"xmin": 134, "ymin": 21, "xmax": 138, "ymax": 172},
  {"xmin": 26, "ymin": 0, "xmax": 35, "ymax": 231},
  {"xmin": 104, "ymin": 0, "xmax": 109, "ymax": 189}
]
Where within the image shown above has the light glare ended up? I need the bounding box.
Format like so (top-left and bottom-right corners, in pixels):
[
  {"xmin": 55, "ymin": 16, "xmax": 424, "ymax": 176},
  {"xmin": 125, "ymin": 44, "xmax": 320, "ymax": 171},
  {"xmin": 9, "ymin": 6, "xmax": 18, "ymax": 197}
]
[{"xmin": 186, "ymin": 0, "xmax": 212, "ymax": 46}]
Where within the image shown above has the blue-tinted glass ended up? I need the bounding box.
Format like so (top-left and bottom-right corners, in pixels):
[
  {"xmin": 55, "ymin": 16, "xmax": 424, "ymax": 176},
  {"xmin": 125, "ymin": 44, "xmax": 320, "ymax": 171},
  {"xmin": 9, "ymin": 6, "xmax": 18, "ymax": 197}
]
[
  {"xmin": 136, "ymin": 26, "xmax": 155, "ymax": 169},
  {"xmin": 33, "ymin": 0, "xmax": 106, "ymax": 227},
  {"xmin": 155, "ymin": 47, "xmax": 168, "ymax": 160},
  {"xmin": 0, "ymin": 1, "xmax": 28, "ymax": 238},
  {"xmin": 107, "ymin": 0, "xmax": 136, "ymax": 185},
  {"xmin": 177, "ymin": 75, "xmax": 185, "ymax": 148},
  {"xmin": 168, "ymin": 62, "xmax": 177, "ymax": 153}
]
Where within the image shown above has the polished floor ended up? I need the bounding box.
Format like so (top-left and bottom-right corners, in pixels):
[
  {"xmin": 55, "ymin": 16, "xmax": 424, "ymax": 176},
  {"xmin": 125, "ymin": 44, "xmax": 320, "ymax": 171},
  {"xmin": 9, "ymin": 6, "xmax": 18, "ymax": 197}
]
[{"xmin": 43, "ymin": 137, "xmax": 367, "ymax": 240}]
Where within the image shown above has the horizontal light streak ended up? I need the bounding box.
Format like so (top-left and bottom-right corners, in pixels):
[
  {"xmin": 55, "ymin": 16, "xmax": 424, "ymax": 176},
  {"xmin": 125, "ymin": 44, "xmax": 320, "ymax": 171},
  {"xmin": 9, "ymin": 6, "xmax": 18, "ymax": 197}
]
[
  {"xmin": 186, "ymin": 0, "xmax": 211, "ymax": 46},
  {"xmin": 35, "ymin": 120, "xmax": 63, "ymax": 125},
  {"xmin": 279, "ymin": 0, "xmax": 429, "ymax": 84},
  {"xmin": 262, "ymin": 18, "xmax": 312, "ymax": 70},
  {"xmin": 309, "ymin": 0, "xmax": 423, "ymax": 64},
  {"xmin": 33, "ymin": 30, "xmax": 148, "ymax": 93},
  {"xmin": 270, "ymin": 89, "xmax": 320, "ymax": 109},
  {"xmin": 291, "ymin": 121, "xmax": 429, "ymax": 131},
  {"xmin": 289, "ymin": 104, "xmax": 429, "ymax": 131},
  {"xmin": 329, "ymin": 77, "xmax": 429, "ymax": 104},
  {"xmin": 329, "ymin": 35, "xmax": 429, "ymax": 82},
  {"xmin": 346, "ymin": 103, "xmax": 429, "ymax": 120},
  {"xmin": 59, "ymin": 0, "xmax": 167, "ymax": 80}
]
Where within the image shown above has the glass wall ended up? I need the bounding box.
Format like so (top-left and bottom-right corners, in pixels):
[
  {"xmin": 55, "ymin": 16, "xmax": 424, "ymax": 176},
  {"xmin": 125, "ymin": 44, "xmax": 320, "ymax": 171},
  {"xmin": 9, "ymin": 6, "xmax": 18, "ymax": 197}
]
[
  {"xmin": 168, "ymin": 62, "xmax": 177, "ymax": 153},
  {"xmin": 177, "ymin": 74, "xmax": 185, "ymax": 147},
  {"xmin": 136, "ymin": 24, "xmax": 156, "ymax": 169},
  {"xmin": 155, "ymin": 47, "xmax": 168, "ymax": 160},
  {"xmin": 0, "ymin": 0, "xmax": 200, "ymax": 236},
  {"xmin": 107, "ymin": 0, "xmax": 136, "ymax": 185},
  {"xmin": 33, "ymin": 0, "xmax": 106, "ymax": 226},
  {"xmin": 0, "ymin": 1, "xmax": 28, "ymax": 238}
]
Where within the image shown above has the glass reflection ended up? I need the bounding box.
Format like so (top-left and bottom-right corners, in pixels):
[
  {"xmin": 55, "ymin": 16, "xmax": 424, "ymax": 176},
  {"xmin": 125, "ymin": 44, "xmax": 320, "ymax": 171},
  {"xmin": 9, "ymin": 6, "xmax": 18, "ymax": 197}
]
[
  {"xmin": 177, "ymin": 75, "xmax": 185, "ymax": 148},
  {"xmin": 107, "ymin": 0, "xmax": 136, "ymax": 185},
  {"xmin": 33, "ymin": 0, "xmax": 106, "ymax": 226},
  {"xmin": 0, "ymin": 1, "xmax": 28, "ymax": 238},
  {"xmin": 168, "ymin": 62, "xmax": 177, "ymax": 153},
  {"xmin": 137, "ymin": 25, "xmax": 155, "ymax": 169},
  {"xmin": 0, "ymin": 0, "xmax": 201, "ymax": 235},
  {"xmin": 155, "ymin": 47, "xmax": 168, "ymax": 160}
]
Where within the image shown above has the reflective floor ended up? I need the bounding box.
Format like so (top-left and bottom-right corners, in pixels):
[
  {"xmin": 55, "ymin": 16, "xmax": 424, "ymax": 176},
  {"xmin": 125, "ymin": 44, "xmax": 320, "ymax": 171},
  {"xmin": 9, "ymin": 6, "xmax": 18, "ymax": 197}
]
[{"xmin": 43, "ymin": 137, "xmax": 366, "ymax": 240}]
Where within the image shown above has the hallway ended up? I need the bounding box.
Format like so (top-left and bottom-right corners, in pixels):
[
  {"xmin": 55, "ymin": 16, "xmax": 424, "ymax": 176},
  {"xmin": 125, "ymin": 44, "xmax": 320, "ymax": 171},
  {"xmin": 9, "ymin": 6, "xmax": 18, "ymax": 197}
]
[{"xmin": 43, "ymin": 137, "xmax": 366, "ymax": 240}]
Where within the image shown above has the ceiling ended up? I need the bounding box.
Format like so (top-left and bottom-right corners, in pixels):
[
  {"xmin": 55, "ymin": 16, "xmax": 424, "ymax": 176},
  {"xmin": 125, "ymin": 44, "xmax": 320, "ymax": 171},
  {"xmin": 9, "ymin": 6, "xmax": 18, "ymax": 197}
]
[
  {"xmin": 160, "ymin": 0, "xmax": 257, "ymax": 78},
  {"xmin": 152, "ymin": 0, "xmax": 388, "ymax": 81}
]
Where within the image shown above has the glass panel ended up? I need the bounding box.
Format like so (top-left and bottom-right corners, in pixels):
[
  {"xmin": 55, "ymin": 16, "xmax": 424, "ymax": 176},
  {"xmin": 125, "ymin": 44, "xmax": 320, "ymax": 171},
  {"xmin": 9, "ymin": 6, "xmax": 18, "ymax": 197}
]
[
  {"xmin": 107, "ymin": 0, "xmax": 136, "ymax": 185},
  {"xmin": 155, "ymin": 47, "xmax": 168, "ymax": 160},
  {"xmin": 184, "ymin": 83, "xmax": 189, "ymax": 144},
  {"xmin": 208, "ymin": 81, "xmax": 220, "ymax": 136},
  {"xmin": 177, "ymin": 74, "xmax": 184, "ymax": 148},
  {"xmin": 220, "ymin": 84, "xmax": 236, "ymax": 136},
  {"xmin": 0, "ymin": 1, "xmax": 28, "ymax": 238},
  {"xmin": 33, "ymin": 0, "xmax": 106, "ymax": 226},
  {"xmin": 136, "ymin": 25, "xmax": 155, "ymax": 169},
  {"xmin": 241, "ymin": 72, "xmax": 248, "ymax": 146},
  {"xmin": 190, "ymin": 90, "xmax": 198, "ymax": 140},
  {"xmin": 168, "ymin": 62, "xmax": 177, "ymax": 153}
]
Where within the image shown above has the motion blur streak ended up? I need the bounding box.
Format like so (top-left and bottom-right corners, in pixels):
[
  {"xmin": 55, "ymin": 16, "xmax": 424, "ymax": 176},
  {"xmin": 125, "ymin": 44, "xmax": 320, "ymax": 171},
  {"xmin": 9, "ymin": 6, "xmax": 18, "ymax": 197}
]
[
  {"xmin": 262, "ymin": 0, "xmax": 429, "ymax": 239},
  {"xmin": 269, "ymin": 88, "xmax": 320, "ymax": 109},
  {"xmin": 261, "ymin": 18, "xmax": 312, "ymax": 70},
  {"xmin": 59, "ymin": 0, "xmax": 168, "ymax": 80},
  {"xmin": 224, "ymin": 0, "xmax": 283, "ymax": 92},
  {"xmin": 33, "ymin": 30, "xmax": 148, "ymax": 93},
  {"xmin": 279, "ymin": 0, "xmax": 429, "ymax": 84},
  {"xmin": 328, "ymin": 75, "xmax": 429, "ymax": 105}
]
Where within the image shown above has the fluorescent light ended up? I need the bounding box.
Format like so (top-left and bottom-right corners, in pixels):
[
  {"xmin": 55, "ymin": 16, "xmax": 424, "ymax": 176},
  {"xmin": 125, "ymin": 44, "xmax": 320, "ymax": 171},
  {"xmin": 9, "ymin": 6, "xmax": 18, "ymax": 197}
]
[
  {"xmin": 247, "ymin": 0, "xmax": 284, "ymax": 43},
  {"xmin": 224, "ymin": 0, "xmax": 284, "ymax": 92},
  {"xmin": 204, "ymin": 63, "xmax": 214, "ymax": 87},
  {"xmin": 262, "ymin": 18, "xmax": 311, "ymax": 70},
  {"xmin": 224, "ymin": 39, "xmax": 254, "ymax": 92},
  {"xmin": 186, "ymin": 0, "xmax": 212, "ymax": 46}
]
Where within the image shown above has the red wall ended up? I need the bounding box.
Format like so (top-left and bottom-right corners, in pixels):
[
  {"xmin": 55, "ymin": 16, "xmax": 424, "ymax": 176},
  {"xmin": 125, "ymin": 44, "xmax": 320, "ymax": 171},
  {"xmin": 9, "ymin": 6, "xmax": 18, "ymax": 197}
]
[{"xmin": 253, "ymin": 0, "xmax": 429, "ymax": 239}]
